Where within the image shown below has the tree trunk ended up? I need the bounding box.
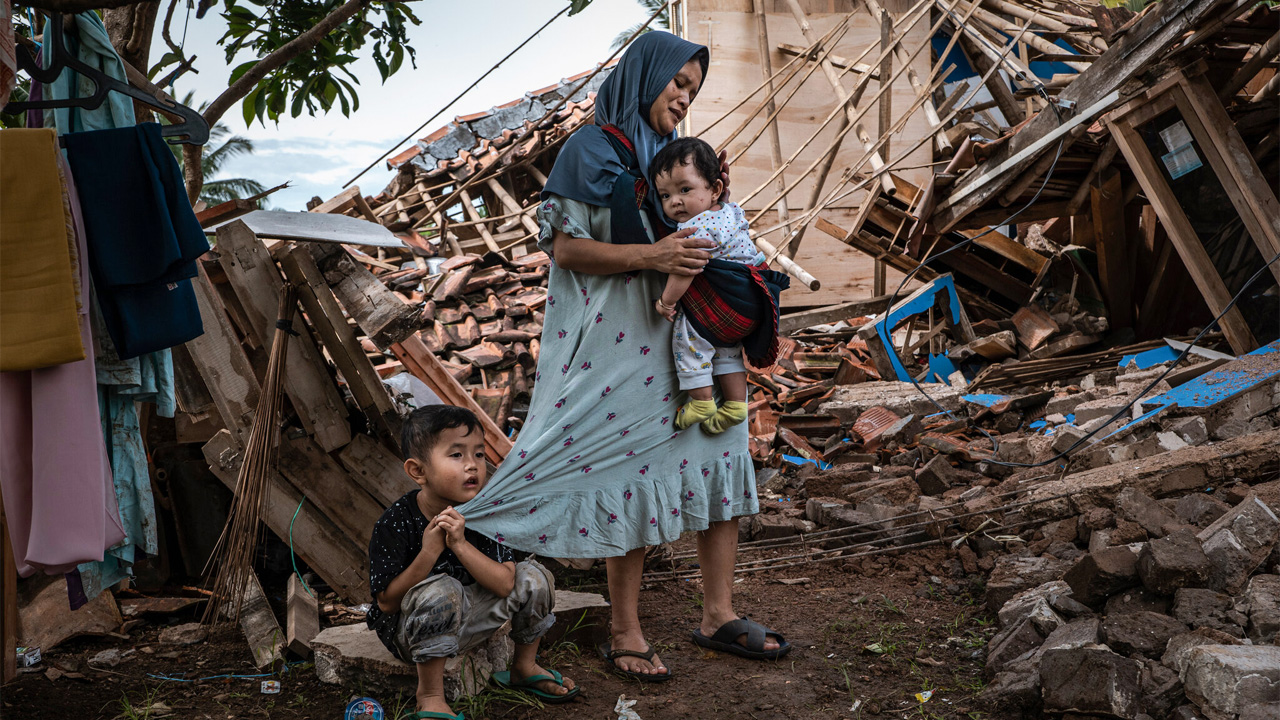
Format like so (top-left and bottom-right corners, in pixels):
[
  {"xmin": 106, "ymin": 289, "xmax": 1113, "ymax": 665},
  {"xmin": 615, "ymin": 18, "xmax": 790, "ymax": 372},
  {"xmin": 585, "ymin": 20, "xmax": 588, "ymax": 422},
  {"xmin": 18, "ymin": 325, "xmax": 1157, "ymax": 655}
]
[{"xmin": 104, "ymin": 2, "xmax": 162, "ymax": 121}]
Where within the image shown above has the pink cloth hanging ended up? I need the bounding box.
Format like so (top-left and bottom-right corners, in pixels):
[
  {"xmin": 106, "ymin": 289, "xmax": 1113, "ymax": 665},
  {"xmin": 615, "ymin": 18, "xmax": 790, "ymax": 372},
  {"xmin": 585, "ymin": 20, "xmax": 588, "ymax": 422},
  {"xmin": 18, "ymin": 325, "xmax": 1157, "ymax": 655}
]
[{"xmin": 0, "ymin": 152, "xmax": 125, "ymax": 577}]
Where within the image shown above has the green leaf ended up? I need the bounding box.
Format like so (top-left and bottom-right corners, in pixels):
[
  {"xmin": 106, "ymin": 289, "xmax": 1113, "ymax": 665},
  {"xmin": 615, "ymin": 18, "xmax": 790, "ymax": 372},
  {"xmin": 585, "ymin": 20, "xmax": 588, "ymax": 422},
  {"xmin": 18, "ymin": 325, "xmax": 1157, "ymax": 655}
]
[
  {"xmin": 568, "ymin": 0, "xmax": 593, "ymax": 16},
  {"xmin": 290, "ymin": 77, "xmax": 315, "ymax": 118},
  {"xmin": 242, "ymin": 85, "xmax": 260, "ymax": 127},
  {"xmin": 229, "ymin": 60, "xmax": 258, "ymax": 85},
  {"xmin": 388, "ymin": 43, "xmax": 403, "ymax": 76}
]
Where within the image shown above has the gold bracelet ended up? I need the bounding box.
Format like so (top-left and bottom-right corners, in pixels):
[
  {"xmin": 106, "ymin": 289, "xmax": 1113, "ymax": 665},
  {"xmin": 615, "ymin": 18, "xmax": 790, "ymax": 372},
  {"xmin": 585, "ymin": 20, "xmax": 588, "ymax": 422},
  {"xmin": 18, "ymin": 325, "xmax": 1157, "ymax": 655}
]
[{"xmin": 656, "ymin": 298, "xmax": 676, "ymax": 311}]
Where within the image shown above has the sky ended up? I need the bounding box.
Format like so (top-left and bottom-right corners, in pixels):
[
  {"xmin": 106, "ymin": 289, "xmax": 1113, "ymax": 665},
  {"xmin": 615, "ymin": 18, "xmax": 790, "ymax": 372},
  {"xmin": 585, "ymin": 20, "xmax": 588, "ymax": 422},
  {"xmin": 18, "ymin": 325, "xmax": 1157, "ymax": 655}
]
[{"xmin": 160, "ymin": 1, "xmax": 650, "ymax": 210}]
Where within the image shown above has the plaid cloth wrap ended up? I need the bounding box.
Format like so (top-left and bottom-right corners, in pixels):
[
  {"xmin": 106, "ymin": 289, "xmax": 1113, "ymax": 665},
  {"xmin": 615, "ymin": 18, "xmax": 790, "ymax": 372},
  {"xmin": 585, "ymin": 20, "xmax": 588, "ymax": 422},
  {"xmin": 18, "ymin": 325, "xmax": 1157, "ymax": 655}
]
[{"xmin": 682, "ymin": 259, "xmax": 790, "ymax": 369}]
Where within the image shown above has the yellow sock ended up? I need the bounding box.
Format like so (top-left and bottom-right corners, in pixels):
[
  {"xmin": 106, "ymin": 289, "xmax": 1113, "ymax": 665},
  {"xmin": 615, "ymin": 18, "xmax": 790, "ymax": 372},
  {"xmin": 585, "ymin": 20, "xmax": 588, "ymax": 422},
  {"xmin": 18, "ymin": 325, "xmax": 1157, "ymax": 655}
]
[
  {"xmin": 703, "ymin": 401, "xmax": 748, "ymax": 434},
  {"xmin": 675, "ymin": 399, "xmax": 718, "ymax": 430}
]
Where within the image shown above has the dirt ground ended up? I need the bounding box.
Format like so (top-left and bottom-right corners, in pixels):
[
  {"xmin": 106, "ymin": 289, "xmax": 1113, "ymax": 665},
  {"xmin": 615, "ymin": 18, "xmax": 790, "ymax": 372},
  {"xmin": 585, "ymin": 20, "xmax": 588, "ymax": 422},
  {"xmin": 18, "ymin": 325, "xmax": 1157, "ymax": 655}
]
[{"xmin": 2, "ymin": 541, "xmax": 1012, "ymax": 720}]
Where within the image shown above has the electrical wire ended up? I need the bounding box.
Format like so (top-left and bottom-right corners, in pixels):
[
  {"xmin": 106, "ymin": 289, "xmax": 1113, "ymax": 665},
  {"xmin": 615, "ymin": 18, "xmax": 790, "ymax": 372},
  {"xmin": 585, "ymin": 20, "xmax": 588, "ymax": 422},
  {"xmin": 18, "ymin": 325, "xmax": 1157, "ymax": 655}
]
[
  {"xmin": 342, "ymin": 4, "xmax": 572, "ymax": 189},
  {"xmin": 289, "ymin": 497, "xmax": 315, "ymax": 598},
  {"xmin": 878, "ymin": 98, "xmax": 1280, "ymax": 470}
]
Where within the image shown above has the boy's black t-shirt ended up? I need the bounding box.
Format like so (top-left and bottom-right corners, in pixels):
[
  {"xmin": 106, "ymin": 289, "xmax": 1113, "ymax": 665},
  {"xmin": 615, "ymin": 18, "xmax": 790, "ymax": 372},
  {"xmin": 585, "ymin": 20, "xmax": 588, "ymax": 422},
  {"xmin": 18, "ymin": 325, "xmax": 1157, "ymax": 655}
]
[{"xmin": 365, "ymin": 489, "xmax": 514, "ymax": 655}]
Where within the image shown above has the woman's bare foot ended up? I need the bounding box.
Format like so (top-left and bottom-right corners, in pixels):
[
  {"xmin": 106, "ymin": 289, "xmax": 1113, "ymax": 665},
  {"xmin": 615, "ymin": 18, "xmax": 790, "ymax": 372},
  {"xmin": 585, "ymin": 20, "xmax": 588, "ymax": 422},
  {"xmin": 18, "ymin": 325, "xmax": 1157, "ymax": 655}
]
[
  {"xmin": 700, "ymin": 611, "xmax": 781, "ymax": 652},
  {"xmin": 415, "ymin": 691, "xmax": 455, "ymax": 716},
  {"xmin": 609, "ymin": 628, "xmax": 669, "ymax": 676},
  {"xmin": 510, "ymin": 660, "xmax": 577, "ymax": 696}
]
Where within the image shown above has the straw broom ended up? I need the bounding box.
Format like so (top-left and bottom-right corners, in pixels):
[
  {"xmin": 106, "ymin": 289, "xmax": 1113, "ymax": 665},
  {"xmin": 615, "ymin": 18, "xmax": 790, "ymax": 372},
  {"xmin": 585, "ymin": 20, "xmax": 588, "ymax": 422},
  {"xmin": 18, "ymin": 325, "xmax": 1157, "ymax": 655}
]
[{"xmin": 202, "ymin": 284, "xmax": 297, "ymax": 625}]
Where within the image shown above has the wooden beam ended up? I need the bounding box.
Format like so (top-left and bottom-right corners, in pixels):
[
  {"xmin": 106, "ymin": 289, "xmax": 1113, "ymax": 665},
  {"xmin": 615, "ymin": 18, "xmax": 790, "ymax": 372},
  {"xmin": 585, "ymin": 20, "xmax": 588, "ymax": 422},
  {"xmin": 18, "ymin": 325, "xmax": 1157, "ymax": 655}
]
[
  {"xmin": 775, "ymin": 43, "xmax": 880, "ymax": 80},
  {"xmin": 1107, "ymin": 117, "xmax": 1257, "ymax": 353},
  {"xmin": 286, "ymin": 574, "xmax": 319, "ymax": 659},
  {"xmin": 390, "ymin": 334, "xmax": 514, "ymax": 466},
  {"xmin": 237, "ymin": 572, "xmax": 284, "ymax": 669},
  {"xmin": 459, "ymin": 189, "xmax": 501, "ymax": 254},
  {"xmin": 277, "ymin": 433, "xmax": 384, "ymax": 550},
  {"xmin": 204, "ymin": 430, "xmax": 369, "ymax": 604},
  {"xmin": 1091, "ymin": 167, "xmax": 1133, "ymax": 329},
  {"xmin": 933, "ymin": 0, "xmax": 1226, "ymax": 231},
  {"xmin": 215, "ymin": 222, "xmax": 352, "ymax": 451},
  {"xmin": 278, "ymin": 245, "xmax": 402, "ymax": 453},
  {"xmin": 336, "ymin": 433, "xmax": 417, "ymax": 509},
  {"xmin": 778, "ymin": 295, "xmax": 893, "ymax": 335},
  {"xmin": 958, "ymin": 34, "xmax": 1022, "ymax": 126},
  {"xmin": 308, "ymin": 242, "xmax": 422, "ymax": 349},
  {"xmin": 1173, "ymin": 75, "xmax": 1280, "ymax": 271}
]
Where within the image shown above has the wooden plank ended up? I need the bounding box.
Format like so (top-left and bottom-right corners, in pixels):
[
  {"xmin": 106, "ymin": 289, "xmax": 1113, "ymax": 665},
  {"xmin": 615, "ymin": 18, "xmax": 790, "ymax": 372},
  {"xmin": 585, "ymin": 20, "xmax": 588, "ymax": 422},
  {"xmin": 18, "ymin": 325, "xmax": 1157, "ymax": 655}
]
[
  {"xmin": 286, "ymin": 574, "xmax": 319, "ymax": 659},
  {"xmin": 277, "ymin": 434, "xmax": 384, "ymax": 550},
  {"xmin": 186, "ymin": 267, "xmax": 262, "ymax": 442},
  {"xmin": 778, "ymin": 295, "xmax": 892, "ymax": 334},
  {"xmin": 390, "ymin": 335, "xmax": 514, "ymax": 465},
  {"xmin": 932, "ymin": 0, "xmax": 1225, "ymax": 230},
  {"xmin": 215, "ymin": 221, "xmax": 352, "ymax": 452},
  {"xmin": 309, "ymin": 186, "xmax": 360, "ymax": 216},
  {"xmin": 203, "ymin": 430, "xmax": 368, "ymax": 604},
  {"xmin": 336, "ymin": 433, "xmax": 417, "ymax": 509},
  {"xmin": 1108, "ymin": 118, "xmax": 1258, "ymax": 354},
  {"xmin": 238, "ymin": 572, "xmax": 284, "ymax": 669},
  {"xmin": 309, "ymin": 242, "xmax": 422, "ymax": 349},
  {"xmin": 1091, "ymin": 167, "xmax": 1133, "ymax": 329},
  {"xmin": 279, "ymin": 245, "xmax": 402, "ymax": 453}
]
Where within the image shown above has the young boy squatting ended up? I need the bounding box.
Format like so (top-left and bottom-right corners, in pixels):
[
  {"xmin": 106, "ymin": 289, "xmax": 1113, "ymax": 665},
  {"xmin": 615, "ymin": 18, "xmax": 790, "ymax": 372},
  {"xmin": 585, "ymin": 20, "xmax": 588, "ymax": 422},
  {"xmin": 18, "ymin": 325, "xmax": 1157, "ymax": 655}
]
[{"xmin": 366, "ymin": 405, "xmax": 577, "ymax": 718}]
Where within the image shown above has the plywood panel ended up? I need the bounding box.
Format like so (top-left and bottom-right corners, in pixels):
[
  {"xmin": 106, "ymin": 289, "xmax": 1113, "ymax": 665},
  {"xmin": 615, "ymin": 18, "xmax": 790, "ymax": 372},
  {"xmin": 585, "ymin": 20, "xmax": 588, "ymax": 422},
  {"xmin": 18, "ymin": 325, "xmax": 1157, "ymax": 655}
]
[{"xmin": 690, "ymin": 6, "xmax": 934, "ymax": 212}]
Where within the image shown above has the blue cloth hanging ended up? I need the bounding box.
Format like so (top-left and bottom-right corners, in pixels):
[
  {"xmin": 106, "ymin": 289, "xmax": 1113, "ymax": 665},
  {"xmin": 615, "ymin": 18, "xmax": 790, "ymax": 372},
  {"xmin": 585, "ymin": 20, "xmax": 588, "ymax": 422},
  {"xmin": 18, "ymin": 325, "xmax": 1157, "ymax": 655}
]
[{"xmin": 62, "ymin": 122, "xmax": 207, "ymax": 359}]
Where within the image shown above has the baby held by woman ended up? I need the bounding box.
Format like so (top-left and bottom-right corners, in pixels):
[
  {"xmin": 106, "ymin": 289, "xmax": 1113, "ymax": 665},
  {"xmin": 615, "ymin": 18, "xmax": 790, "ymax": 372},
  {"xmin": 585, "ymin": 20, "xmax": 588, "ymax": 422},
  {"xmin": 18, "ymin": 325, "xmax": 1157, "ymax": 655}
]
[{"xmin": 651, "ymin": 137, "xmax": 767, "ymax": 435}]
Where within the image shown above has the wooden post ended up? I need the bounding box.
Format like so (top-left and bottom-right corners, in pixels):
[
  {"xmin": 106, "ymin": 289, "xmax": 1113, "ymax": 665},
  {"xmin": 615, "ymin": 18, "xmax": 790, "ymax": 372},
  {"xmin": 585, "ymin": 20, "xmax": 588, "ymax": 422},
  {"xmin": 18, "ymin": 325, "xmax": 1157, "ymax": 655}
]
[
  {"xmin": 286, "ymin": 574, "xmax": 319, "ymax": 659},
  {"xmin": 752, "ymin": 0, "xmax": 793, "ymax": 241},
  {"xmin": 1091, "ymin": 167, "xmax": 1133, "ymax": 329},
  {"xmin": 875, "ymin": 8, "xmax": 893, "ymax": 294}
]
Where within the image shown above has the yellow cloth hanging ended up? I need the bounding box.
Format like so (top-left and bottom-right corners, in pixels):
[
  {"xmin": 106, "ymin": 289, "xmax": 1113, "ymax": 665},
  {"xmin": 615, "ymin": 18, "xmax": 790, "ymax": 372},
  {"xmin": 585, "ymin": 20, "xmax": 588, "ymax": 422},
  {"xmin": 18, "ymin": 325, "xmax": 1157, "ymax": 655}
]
[{"xmin": 0, "ymin": 128, "xmax": 85, "ymax": 371}]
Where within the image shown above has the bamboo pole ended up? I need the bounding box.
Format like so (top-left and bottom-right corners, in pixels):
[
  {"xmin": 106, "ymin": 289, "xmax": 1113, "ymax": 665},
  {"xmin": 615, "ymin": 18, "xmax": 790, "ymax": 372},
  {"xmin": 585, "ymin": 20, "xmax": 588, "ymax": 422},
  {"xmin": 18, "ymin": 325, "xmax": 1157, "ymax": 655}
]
[
  {"xmin": 861, "ymin": 0, "xmax": 955, "ymax": 157},
  {"xmin": 754, "ymin": 0, "xmax": 793, "ymax": 238},
  {"xmin": 753, "ymin": 235, "xmax": 820, "ymax": 290},
  {"xmin": 783, "ymin": 0, "xmax": 897, "ymax": 197}
]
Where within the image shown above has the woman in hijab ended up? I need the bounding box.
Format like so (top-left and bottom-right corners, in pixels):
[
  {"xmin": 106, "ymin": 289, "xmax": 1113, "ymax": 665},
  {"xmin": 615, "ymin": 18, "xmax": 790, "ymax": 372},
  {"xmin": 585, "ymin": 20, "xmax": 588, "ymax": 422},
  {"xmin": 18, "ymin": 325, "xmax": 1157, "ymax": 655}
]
[{"xmin": 457, "ymin": 31, "xmax": 789, "ymax": 680}]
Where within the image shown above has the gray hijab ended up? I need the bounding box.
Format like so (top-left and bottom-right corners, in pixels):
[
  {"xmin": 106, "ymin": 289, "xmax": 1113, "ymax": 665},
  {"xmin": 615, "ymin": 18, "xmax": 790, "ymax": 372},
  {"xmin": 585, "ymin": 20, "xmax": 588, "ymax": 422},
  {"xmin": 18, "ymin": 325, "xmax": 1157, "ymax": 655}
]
[{"xmin": 542, "ymin": 31, "xmax": 709, "ymax": 231}]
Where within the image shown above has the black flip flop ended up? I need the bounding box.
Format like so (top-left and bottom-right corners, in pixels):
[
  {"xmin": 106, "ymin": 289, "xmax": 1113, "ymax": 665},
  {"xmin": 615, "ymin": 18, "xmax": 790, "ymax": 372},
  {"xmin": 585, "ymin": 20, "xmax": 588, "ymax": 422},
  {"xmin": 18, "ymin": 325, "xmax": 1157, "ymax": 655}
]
[
  {"xmin": 691, "ymin": 617, "xmax": 792, "ymax": 660},
  {"xmin": 597, "ymin": 642, "xmax": 674, "ymax": 683}
]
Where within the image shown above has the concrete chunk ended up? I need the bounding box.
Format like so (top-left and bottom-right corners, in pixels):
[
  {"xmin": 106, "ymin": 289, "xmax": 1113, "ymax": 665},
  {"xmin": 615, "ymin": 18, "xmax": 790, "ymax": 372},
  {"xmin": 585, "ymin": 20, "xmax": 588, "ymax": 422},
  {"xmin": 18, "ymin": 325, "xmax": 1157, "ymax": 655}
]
[
  {"xmin": 1138, "ymin": 528, "xmax": 1212, "ymax": 595},
  {"xmin": 1040, "ymin": 647, "xmax": 1142, "ymax": 719},
  {"xmin": 1245, "ymin": 575, "xmax": 1280, "ymax": 644},
  {"xmin": 1196, "ymin": 495, "xmax": 1280, "ymax": 594},
  {"xmin": 1177, "ymin": 493, "xmax": 1232, "ymax": 528},
  {"xmin": 1182, "ymin": 645, "xmax": 1280, "ymax": 720},
  {"xmin": 997, "ymin": 581, "xmax": 1073, "ymax": 628},
  {"xmin": 1117, "ymin": 487, "xmax": 1186, "ymax": 538},
  {"xmin": 313, "ymin": 622, "xmax": 512, "ymax": 700},
  {"xmin": 1163, "ymin": 628, "xmax": 1247, "ymax": 676},
  {"xmin": 1173, "ymin": 588, "xmax": 1247, "ymax": 638},
  {"xmin": 1100, "ymin": 610, "xmax": 1187, "ymax": 658},
  {"xmin": 986, "ymin": 555, "xmax": 1071, "ymax": 613},
  {"xmin": 914, "ymin": 454, "xmax": 955, "ymax": 496},
  {"xmin": 1064, "ymin": 545, "xmax": 1142, "ymax": 606}
]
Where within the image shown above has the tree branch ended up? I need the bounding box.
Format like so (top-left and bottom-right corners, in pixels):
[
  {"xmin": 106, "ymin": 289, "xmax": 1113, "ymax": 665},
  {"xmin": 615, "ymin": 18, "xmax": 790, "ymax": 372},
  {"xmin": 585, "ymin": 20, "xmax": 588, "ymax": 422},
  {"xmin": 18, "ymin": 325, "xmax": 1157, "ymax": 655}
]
[{"xmin": 200, "ymin": 0, "xmax": 366, "ymax": 129}]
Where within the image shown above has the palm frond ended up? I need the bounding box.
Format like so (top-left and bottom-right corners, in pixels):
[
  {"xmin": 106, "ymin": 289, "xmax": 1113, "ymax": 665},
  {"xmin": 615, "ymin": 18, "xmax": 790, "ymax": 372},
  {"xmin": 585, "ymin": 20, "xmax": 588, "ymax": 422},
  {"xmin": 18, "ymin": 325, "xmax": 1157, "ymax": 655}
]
[
  {"xmin": 610, "ymin": 2, "xmax": 671, "ymax": 52},
  {"xmin": 202, "ymin": 177, "xmax": 268, "ymax": 206}
]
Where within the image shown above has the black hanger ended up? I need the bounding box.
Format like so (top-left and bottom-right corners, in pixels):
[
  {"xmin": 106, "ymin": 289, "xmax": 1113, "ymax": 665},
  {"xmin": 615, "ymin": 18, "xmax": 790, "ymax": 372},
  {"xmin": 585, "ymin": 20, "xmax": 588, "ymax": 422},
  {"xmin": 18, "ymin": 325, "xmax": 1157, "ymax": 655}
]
[{"xmin": 4, "ymin": 14, "xmax": 209, "ymax": 145}]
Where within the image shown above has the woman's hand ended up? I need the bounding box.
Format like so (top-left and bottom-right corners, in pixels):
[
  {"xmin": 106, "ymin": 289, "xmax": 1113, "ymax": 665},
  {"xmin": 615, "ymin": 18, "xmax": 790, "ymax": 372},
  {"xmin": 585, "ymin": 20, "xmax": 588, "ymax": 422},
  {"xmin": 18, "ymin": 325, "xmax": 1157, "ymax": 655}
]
[
  {"xmin": 718, "ymin": 149, "xmax": 731, "ymax": 202},
  {"xmin": 646, "ymin": 227, "xmax": 715, "ymax": 276}
]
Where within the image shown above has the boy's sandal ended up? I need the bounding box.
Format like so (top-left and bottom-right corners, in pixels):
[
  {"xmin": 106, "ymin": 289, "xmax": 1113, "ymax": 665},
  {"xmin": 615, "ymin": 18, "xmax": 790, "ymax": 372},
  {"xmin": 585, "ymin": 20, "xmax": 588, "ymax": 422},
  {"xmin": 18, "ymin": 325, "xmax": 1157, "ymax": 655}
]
[
  {"xmin": 491, "ymin": 669, "xmax": 580, "ymax": 704},
  {"xmin": 597, "ymin": 642, "xmax": 674, "ymax": 683},
  {"xmin": 691, "ymin": 617, "xmax": 792, "ymax": 660},
  {"xmin": 401, "ymin": 712, "xmax": 463, "ymax": 720}
]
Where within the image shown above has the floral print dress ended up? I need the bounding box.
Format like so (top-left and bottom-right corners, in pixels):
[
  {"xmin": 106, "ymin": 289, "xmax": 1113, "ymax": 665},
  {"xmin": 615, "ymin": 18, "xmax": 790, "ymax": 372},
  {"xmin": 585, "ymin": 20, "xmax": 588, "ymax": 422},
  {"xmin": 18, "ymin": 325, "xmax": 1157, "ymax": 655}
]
[{"xmin": 457, "ymin": 195, "xmax": 758, "ymax": 558}]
